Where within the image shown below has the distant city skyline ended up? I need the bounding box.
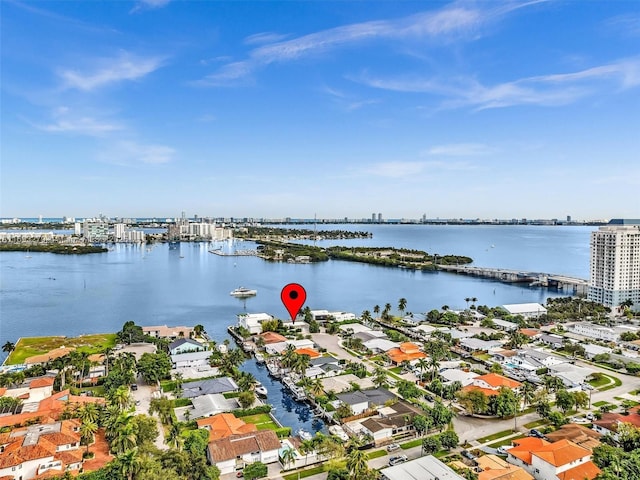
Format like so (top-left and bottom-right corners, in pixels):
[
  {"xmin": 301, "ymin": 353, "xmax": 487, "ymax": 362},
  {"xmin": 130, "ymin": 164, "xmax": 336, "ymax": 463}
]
[{"xmin": 2, "ymin": 1, "xmax": 639, "ymax": 218}]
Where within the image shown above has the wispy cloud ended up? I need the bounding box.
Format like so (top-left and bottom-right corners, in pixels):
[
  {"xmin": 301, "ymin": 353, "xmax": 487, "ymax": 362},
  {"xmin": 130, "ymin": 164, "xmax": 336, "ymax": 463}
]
[
  {"xmin": 98, "ymin": 140, "xmax": 175, "ymax": 166},
  {"xmin": 244, "ymin": 32, "xmax": 290, "ymax": 46},
  {"xmin": 130, "ymin": 0, "xmax": 171, "ymax": 13},
  {"xmin": 425, "ymin": 143, "xmax": 496, "ymax": 156},
  {"xmin": 322, "ymin": 85, "xmax": 379, "ymax": 111},
  {"xmin": 197, "ymin": 2, "xmax": 528, "ymax": 86},
  {"xmin": 59, "ymin": 52, "xmax": 165, "ymax": 91},
  {"xmin": 358, "ymin": 57, "xmax": 640, "ymax": 109},
  {"xmin": 604, "ymin": 13, "xmax": 640, "ymax": 37},
  {"xmin": 32, "ymin": 107, "xmax": 122, "ymax": 136}
]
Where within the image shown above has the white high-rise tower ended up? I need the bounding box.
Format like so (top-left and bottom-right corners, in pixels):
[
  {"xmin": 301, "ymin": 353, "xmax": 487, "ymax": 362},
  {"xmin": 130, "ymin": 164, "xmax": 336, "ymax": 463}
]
[{"xmin": 588, "ymin": 219, "xmax": 640, "ymax": 311}]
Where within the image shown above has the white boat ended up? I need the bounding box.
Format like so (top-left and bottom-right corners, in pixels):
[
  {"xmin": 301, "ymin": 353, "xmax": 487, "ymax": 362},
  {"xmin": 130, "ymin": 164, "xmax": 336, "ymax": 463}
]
[
  {"xmin": 298, "ymin": 429, "xmax": 312, "ymax": 441},
  {"xmin": 255, "ymin": 353, "xmax": 265, "ymax": 363},
  {"xmin": 255, "ymin": 385, "xmax": 268, "ymax": 397},
  {"xmin": 230, "ymin": 287, "xmax": 257, "ymax": 297}
]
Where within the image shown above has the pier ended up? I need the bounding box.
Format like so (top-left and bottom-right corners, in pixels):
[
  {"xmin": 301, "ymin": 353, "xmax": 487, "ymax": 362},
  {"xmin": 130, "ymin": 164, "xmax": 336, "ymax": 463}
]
[
  {"xmin": 209, "ymin": 249, "xmax": 258, "ymax": 256},
  {"xmin": 438, "ymin": 265, "xmax": 589, "ymax": 295}
]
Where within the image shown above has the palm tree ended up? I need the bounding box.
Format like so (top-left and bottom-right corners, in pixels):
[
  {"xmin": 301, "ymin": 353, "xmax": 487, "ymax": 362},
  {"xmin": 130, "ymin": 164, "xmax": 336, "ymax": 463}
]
[
  {"xmin": 80, "ymin": 420, "xmax": 98, "ymax": 454},
  {"xmin": 165, "ymin": 422, "xmax": 183, "ymax": 450},
  {"xmin": 109, "ymin": 385, "xmax": 132, "ymax": 412},
  {"xmin": 416, "ymin": 358, "xmax": 429, "ymax": 382},
  {"xmin": 117, "ymin": 448, "xmax": 141, "ymax": 480},
  {"xmin": 470, "ymin": 297, "xmax": 478, "ymax": 309},
  {"xmin": 300, "ymin": 438, "xmax": 315, "ymax": 466},
  {"xmin": 193, "ymin": 324, "xmax": 205, "ymax": 337},
  {"xmin": 520, "ymin": 381, "xmax": 536, "ymax": 409},
  {"xmin": 383, "ymin": 303, "xmax": 392, "ymax": 320},
  {"xmin": 111, "ymin": 420, "xmax": 137, "ymax": 454},
  {"xmin": 236, "ymin": 371, "xmax": 257, "ymax": 391},
  {"xmin": 79, "ymin": 403, "xmax": 100, "ymax": 425},
  {"xmin": 398, "ymin": 298, "xmax": 407, "ymax": 317},
  {"xmin": 2, "ymin": 341, "xmax": 15, "ymax": 354},
  {"xmin": 441, "ymin": 305, "xmax": 449, "ymax": 312},
  {"xmin": 173, "ymin": 372, "xmax": 184, "ymax": 398},
  {"xmin": 280, "ymin": 446, "xmax": 297, "ymax": 470},
  {"xmin": 373, "ymin": 366, "xmax": 389, "ymax": 388},
  {"xmin": 361, "ymin": 310, "xmax": 372, "ymax": 324},
  {"xmin": 373, "ymin": 305, "xmax": 380, "ymax": 317},
  {"xmin": 281, "ymin": 344, "xmax": 298, "ymax": 370},
  {"xmin": 293, "ymin": 354, "xmax": 311, "ymax": 376},
  {"xmin": 346, "ymin": 447, "xmax": 369, "ymax": 480},
  {"xmin": 149, "ymin": 397, "xmax": 173, "ymax": 425},
  {"xmin": 464, "ymin": 297, "xmax": 471, "ymax": 310},
  {"xmin": 309, "ymin": 378, "xmax": 324, "ymax": 397}
]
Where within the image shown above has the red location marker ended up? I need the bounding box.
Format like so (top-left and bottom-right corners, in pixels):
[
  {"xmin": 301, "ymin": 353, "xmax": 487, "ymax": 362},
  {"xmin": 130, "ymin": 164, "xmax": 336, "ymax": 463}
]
[{"xmin": 281, "ymin": 283, "xmax": 306, "ymax": 323}]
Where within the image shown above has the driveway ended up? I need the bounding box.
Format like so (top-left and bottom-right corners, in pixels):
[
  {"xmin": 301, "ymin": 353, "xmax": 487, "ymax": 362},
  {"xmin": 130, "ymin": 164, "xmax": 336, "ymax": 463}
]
[{"xmin": 130, "ymin": 376, "xmax": 166, "ymax": 450}]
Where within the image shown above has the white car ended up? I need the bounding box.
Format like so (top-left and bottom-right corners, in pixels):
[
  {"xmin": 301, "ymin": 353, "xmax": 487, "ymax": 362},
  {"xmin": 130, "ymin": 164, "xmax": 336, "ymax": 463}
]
[
  {"xmin": 328, "ymin": 425, "xmax": 349, "ymax": 441},
  {"xmin": 497, "ymin": 446, "xmax": 512, "ymax": 455}
]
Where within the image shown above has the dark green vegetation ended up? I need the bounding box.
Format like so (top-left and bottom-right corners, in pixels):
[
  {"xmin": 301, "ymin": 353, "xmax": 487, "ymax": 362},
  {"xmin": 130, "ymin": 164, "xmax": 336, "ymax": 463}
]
[
  {"xmin": 0, "ymin": 243, "xmax": 108, "ymax": 254},
  {"xmin": 236, "ymin": 226, "xmax": 371, "ymax": 240},
  {"xmin": 256, "ymin": 240, "xmax": 329, "ymax": 262}
]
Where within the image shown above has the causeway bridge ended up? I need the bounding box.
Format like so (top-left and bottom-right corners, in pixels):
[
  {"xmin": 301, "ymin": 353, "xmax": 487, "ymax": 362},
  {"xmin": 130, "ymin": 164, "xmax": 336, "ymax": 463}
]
[{"xmin": 437, "ymin": 265, "xmax": 589, "ymax": 295}]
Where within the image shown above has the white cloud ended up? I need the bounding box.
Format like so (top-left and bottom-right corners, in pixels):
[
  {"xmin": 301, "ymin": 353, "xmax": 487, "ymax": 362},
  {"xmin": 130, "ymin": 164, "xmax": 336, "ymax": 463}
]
[
  {"xmin": 33, "ymin": 107, "xmax": 122, "ymax": 136},
  {"xmin": 59, "ymin": 52, "xmax": 164, "ymax": 91},
  {"xmin": 198, "ymin": 2, "xmax": 515, "ymax": 86},
  {"xmin": 244, "ymin": 32, "xmax": 290, "ymax": 45},
  {"xmin": 99, "ymin": 140, "xmax": 175, "ymax": 166},
  {"xmin": 357, "ymin": 57, "xmax": 640, "ymax": 109},
  {"xmin": 425, "ymin": 143, "xmax": 495, "ymax": 156},
  {"xmin": 130, "ymin": 0, "xmax": 171, "ymax": 13}
]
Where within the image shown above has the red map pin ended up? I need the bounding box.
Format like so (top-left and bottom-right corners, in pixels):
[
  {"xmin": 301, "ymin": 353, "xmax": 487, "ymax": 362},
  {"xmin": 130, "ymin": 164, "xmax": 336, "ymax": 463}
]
[{"xmin": 281, "ymin": 283, "xmax": 306, "ymax": 323}]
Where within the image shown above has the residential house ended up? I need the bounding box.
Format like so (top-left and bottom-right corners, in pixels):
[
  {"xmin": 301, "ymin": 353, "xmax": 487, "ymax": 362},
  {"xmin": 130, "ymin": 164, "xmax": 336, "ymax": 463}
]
[
  {"xmin": 258, "ymin": 332, "xmax": 287, "ymax": 344},
  {"xmin": 547, "ymin": 363, "xmax": 594, "ymax": 388},
  {"xmin": 0, "ymin": 375, "xmax": 55, "ymax": 403},
  {"xmin": 171, "ymin": 350, "xmax": 211, "ymax": 369},
  {"xmin": 186, "ymin": 394, "xmax": 240, "ymax": 420},
  {"xmin": 206, "ymin": 430, "xmax": 281, "ymax": 475},
  {"xmin": 169, "ymin": 338, "xmax": 206, "ymax": 356},
  {"xmin": 359, "ymin": 401, "xmax": 423, "ymax": 445},
  {"xmin": 379, "ymin": 455, "xmax": 465, "ymax": 480},
  {"xmin": 363, "ymin": 338, "xmax": 399, "ymax": 354},
  {"xmin": 353, "ymin": 331, "xmax": 387, "ymax": 343},
  {"xmin": 335, "ymin": 388, "xmax": 396, "ymax": 415},
  {"xmin": 24, "ymin": 348, "xmax": 75, "ymax": 367},
  {"xmin": 237, "ymin": 313, "xmax": 274, "ymax": 335},
  {"xmin": 142, "ymin": 325, "xmax": 194, "ymax": 339},
  {"xmin": 502, "ymin": 303, "xmax": 547, "ymax": 318},
  {"xmin": 461, "ymin": 373, "xmax": 521, "ymax": 397},
  {"xmin": 506, "ymin": 437, "xmax": 600, "ymax": 480},
  {"xmin": 265, "ymin": 339, "xmax": 315, "ymax": 355},
  {"xmin": 196, "ymin": 413, "xmax": 257, "ymax": 441},
  {"xmin": 181, "ymin": 377, "xmax": 239, "ymax": 399},
  {"xmin": 538, "ymin": 334, "xmax": 565, "ymax": 350},
  {"xmin": 320, "ymin": 374, "xmax": 375, "ymax": 394},
  {"xmin": 338, "ymin": 323, "xmax": 375, "ymax": 335},
  {"xmin": 0, "ymin": 420, "xmax": 84, "ymax": 479},
  {"xmin": 492, "ymin": 349, "xmax": 518, "ymax": 364},
  {"xmin": 567, "ymin": 322, "xmax": 639, "ymax": 343},
  {"xmin": 401, "ymin": 313, "xmax": 427, "ymax": 325},
  {"xmin": 386, "ymin": 342, "xmax": 427, "ymax": 365},
  {"xmin": 493, "ymin": 319, "xmax": 519, "ymax": 331},
  {"xmin": 439, "ymin": 368, "xmax": 478, "ymax": 387},
  {"xmin": 477, "ymin": 455, "xmax": 534, "ymax": 480},
  {"xmin": 459, "ymin": 338, "xmax": 503, "ymax": 354},
  {"xmin": 581, "ymin": 344, "xmax": 612, "ymax": 360},
  {"xmin": 294, "ymin": 348, "xmax": 320, "ymax": 359},
  {"xmin": 592, "ymin": 408, "xmax": 640, "ymax": 439},
  {"xmin": 519, "ymin": 329, "xmax": 542, "ymax": 340},
  {"xmin": 544, "ymin": 424, "xmax": 601, "ymax": 450}
]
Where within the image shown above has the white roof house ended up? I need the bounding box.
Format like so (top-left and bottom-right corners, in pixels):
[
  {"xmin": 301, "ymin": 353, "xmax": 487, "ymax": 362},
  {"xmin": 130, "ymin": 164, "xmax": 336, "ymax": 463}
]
[
  {"xmin": 493, "ymin": 319, "xmax": 519, "ymax": 331},
  {"xmin": 338, "ymin": 323, "xmax": 374, "ymax": 334},
  {"xmin": 548, "ymin": 363, "xmax": 595, "ymax": 387},
  {"xmin": 380, "ymin": 455, "xmax": 465, "ymax": 480},
  {"xmin": 502, "ymin": 303, "xmax": 547, "ymax": 318},
  {"xmin": 171, "ymin": 350, "xmax": 211, "ymax": 369},
  {"xmin": 439, "ymin": 369, "xmax": 479, "ymax": 387},
  {"xmin": 363, "ymin": 338, "xmax": 400, "ymax": 353},
  {"xmin": 237, "ymin": 313, "xmax": 274, "ymax": 334},
  {"xmin": 264, "ymin": 338, "xmax": 315, "ymax": 355}
]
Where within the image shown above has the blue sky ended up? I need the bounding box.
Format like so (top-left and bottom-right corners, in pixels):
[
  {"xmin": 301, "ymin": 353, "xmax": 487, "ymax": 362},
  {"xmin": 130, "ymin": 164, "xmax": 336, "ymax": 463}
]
[{"xmin": 1, "ymin": 0, "xmax": 639, "ymax": 220}]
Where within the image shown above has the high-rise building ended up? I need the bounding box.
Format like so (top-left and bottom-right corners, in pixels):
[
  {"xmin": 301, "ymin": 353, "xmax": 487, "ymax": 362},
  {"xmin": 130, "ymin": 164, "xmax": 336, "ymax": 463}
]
[
  {"xmin": 114, "ymin": 223, "xmax": 125, "ymax": 241},
  {"xmin": 588, "ymin": 219, "xmax": 640, "ymax": 311},
  {"xmin": 378, "ymin": 213, "xmax": 382, "ymax": 223}
]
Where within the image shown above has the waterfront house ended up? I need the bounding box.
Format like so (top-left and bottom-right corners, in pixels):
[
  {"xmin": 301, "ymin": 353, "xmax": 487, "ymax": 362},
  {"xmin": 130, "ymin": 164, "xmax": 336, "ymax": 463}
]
[
  {"xmin": 502, "ymin": 303, "xmax": 547, "ymax": 318},
  {"xmin": 196, "ymin": 413, "xmax": 257, "ymax": 441},
  {"xmin": 265, "ymin": 339, "xmax": 315, "ymax": 355},
  {"xmin": 0, "ymin": 375, "xmax": 55, "ymax": 403},
  {"xmin": 169, "ymin": 338, "xmax": 206, "ymax": 356},
  {"xmin": 335, "ymin": 388, "xmax": 396, "ymax": 415},
  {"xmin": 142, "ymin": 324, "xmax": 194, "ymax": 339},
  {"xmin": 506, "ymin": 437, "xmax": 600, "ymax": 480},
  {"xmin": 259, "ymin": 332, "xmax": 287, "ymax": 344},
  {"xmin": 181, "ymin": 377, "xmax": 239, "ymax": 399},
  {"xmin": 184, "ymin": 394, "xmax": 240, "ymax": 420},
  {"xmin": 171, "ymin": 350, "xmax": 211, "ymax": 369},
  {"xmin": 379, "ymin": 455, "xmax": 465, "ymax": 480},
  {"xmin": 206, "ymin": 430, "xmax": 281, "ymax": 475},
  {"xmin": 320, "ymin": 374, "xmax": 375, "ymax": 394},
  {"xmin": 237, "ymin": 313, "xmax": 274, "ymax": 335},
  {"xmin": 538, "ymin": 334, "xmax": 565, "ymax": 349}
]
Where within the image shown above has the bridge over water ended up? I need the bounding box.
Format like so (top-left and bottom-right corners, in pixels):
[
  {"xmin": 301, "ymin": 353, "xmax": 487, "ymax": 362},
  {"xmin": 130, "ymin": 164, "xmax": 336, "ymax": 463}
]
[{"xmin": 438, "ymin": 265, "xmax": 589, "ymax": 295}]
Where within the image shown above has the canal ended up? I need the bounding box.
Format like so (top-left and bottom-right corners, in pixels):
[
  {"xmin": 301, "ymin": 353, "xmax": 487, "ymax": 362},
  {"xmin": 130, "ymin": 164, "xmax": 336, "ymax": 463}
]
[{"xmin": 242, "ymin": 357, "xmax": 327, "ymax": 437}]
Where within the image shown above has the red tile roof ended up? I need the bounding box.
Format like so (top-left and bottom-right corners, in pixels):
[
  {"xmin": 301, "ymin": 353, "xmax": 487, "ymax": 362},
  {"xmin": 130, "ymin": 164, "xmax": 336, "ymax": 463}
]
[
  {"xmin": 557, "ymin": 460, "xmax": 601, "ymax": 480},
  {"xmin": 476, "ymin": 373, "xmax": 521, "ymax": 389},
  {"xmin": 196, "ymin": 413, "xmax": 257, "ymax": 441},
  {"xmin": 30, "ymin": 377, "xmax": 55, "ymax": 389}
]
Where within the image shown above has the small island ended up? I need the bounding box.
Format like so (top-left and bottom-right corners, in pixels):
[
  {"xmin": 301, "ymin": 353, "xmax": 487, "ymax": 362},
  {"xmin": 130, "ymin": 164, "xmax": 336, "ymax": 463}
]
[
  {"xmin": 255, "ymin": 241, "xmax": 472, "ymax": 268},
  {"xmin": 0, "ymin": 243, "xmax": 108, "ymax": 254},
  {"xmin": 235, "ymin": 226, "xmax": 372, "ymax": 241}
]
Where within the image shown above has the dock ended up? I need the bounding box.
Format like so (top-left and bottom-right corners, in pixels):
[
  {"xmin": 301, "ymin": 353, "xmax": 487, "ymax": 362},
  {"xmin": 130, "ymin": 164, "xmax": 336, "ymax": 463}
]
[
  {"xmin": 209, "ymin": 249, "xmax": 257, "ymax": 256},
  {"xmin": 438, "ymin": 265, "xmax": 589, "ymax": 295}
]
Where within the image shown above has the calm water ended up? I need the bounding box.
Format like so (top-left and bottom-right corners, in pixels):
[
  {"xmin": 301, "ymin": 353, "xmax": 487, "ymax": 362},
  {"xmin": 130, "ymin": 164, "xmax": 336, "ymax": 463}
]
[{"xmin": 0, "ymin": 225, "xmax": 594, "ymax": 431}]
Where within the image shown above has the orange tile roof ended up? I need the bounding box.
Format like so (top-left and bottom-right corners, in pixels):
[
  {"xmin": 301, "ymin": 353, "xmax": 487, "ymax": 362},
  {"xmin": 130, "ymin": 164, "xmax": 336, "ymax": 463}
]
[
  {"xmin": 0, "ymin": 444, "xmax": 54, "ymax": 469},
  {"xmin": 399, "ymin": 342, "xmax": 421, "ymax": 353},
  {"xmin": 519, "ymin": 329, "xmax": 541, "ymax": 337},
  {"xmin": 509, "ymin": 437, "xmax": 550, "ymax": 464},
  {"xmin": 30, "ymin": 377, "xmax": 55, "ymax": 388},
  {"xmin": 479, "ymin": 466, "xmax": 534, "ymax": 480},
  {"xmin": 460, "ymin": 385, "xmax": 501, "ymax": 396},
  {"xmin": 477, "ymin": 454, "xmax": 509, "ymax": 470},
  {"xmin": 259, "ymin": 332, "xmax": 287, "ymax": 344},
  {"xmin": 0, "ymin": 387, "xmax": 6, "ymax": 397},
  {"xmin": 387, "ymin": 347, "xmax": 426, "ymax": 364},
  {"xmin": 294, "ymin": 348, "xmax": 321, "ymax": 358},
  {"xmin": 533, "ymin": 439, "xmax": 591, "ymax": 467},
  {"xmin": 196, "ymin": 413, "xmax": 257, "ymax": 441},
  {"xmin": 557, "ymin": 460, "xmax": 601, "ymax": 480},
  {"xmin": 476, "ymin": 373, "xmax": 521, "ymax": 389}
]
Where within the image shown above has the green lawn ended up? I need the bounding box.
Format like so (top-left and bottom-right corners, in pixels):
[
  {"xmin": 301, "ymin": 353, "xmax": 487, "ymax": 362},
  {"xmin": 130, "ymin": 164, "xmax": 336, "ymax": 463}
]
[
  {"xmin": 593, "ymin": 401, "xmax": 612, "ymax": 408},
  {"xmin": 6, "ymin": 334, "xmax": 118, "ymax": 365},
  {"xmin": 367, "ymin": 450, "xmax": 387, "ymax": 460},
  {"xmin": 389, "ymin": 366, "xmax": 403, "ymax": 374},
  {"xmin": 524, "ymin": 419, "xmax": 549, "ymax": 429},
  {"xmin": 589, "ymin": 374, "xmax": 621, "ymax": 391},
  {"xmin": 487, "ymin": 434, "xmax": 525, "ymax": 448},
  {"xmin": 476, "ymin": 429, "xmax": 514, "ymax": 444},
  {"xmin": 400, "ymin": 438, "xmax": 423, "ymax": 449},
  {"xmin": 242, "ymin": 413, "xmax": 279, "ymax": 431},
  {"xmin": 282, "ymin": 464, "xmax": 330, "ymax": 480}
]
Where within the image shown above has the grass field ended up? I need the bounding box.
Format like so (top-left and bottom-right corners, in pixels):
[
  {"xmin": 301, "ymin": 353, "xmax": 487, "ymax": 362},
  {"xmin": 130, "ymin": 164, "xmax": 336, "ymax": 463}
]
[
  {"xmin": 6, "ymin": 334, "xmax": 118, "ymax": 365},
  {"xmin": 476, "ymin": 429, "xmax": 514, "ymax": 444},
  {"xmin": 242, "ymin": 413, "xmax": 279, "ymax": 431},
  {"xmin": 593, "ymin": 401, "xmax": 612, "ymax": 408},
  {"xmin": 487, "ymin": 434, "xmax": 525, "ymax": 448},
  {"xmin": 524, "ymin": 419, "xmax": 549, "ymax": 429}
]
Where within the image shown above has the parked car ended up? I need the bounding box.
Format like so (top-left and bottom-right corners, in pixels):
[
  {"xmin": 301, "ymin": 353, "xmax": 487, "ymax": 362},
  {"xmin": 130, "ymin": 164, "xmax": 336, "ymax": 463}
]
[
  {"xmin": 586, "ymin": 413, "xmax": 595, "ymax": 421},
  {"xmin": 497, "ymin": 446, "xmax": 512, "ymax": 455},
  {"xmin": 461, "ymin": 450, "xmax": 477, "ymax": 460},
  {"xmin": 130, "ymin": 384, "xmax": 138, "ymax": 391},
  {"xmin": 386, "ymin": 443, "xmax": 400, "ymax": 452},
  {"xmin": 529, "ymin": 429, "xmax": 545, "ymax": 438},
  {"xmin": 424, "ymin": 394, "xmax": 435, "ymax": 402},
  {"xmin": 388, "ymin": 455, "xmax": 408, "ymax": 466}
]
